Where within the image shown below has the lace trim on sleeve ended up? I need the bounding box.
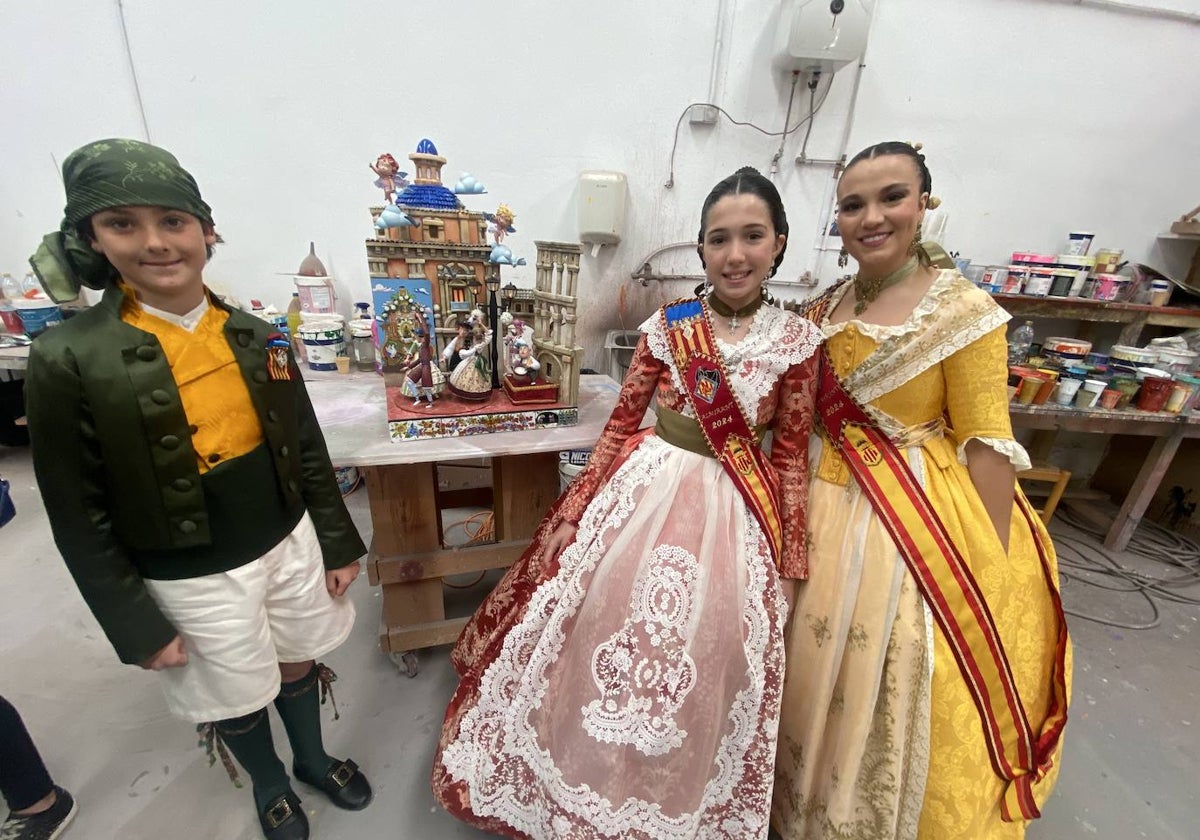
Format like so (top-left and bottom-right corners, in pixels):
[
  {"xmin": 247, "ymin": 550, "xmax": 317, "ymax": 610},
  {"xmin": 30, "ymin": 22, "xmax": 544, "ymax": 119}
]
[{"xmin": 957, "ymin": 436, "xmax": 1032, "ymax": 472}]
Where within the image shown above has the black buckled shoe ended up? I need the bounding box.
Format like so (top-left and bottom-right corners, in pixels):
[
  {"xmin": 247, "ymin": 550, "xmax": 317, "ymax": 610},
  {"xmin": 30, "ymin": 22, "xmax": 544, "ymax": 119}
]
[
  {"xmin": 258, "ymin": 791, "xmax": 308, "ymax": 840},
  {"xmin": 294, "ymin": 758, "xmax": 373, "ymax": 811}
]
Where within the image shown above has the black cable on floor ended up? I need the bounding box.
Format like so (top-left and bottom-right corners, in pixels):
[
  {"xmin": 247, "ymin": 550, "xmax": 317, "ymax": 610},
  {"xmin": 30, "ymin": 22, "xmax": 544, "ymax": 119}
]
[{"xmin": 1049, "ymin": 508, "xmax": 1200, "ymax": 630}]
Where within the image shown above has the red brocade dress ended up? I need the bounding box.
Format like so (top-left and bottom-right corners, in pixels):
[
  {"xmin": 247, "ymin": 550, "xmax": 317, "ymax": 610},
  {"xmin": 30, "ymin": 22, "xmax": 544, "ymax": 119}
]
[{"xmin": 432, "ymin": 302, "xmax": 822, "ymax": 839}]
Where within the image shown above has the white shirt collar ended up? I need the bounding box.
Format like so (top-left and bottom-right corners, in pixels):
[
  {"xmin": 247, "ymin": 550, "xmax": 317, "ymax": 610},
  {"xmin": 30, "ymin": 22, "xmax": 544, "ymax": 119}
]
[{"xmin": 140, "ymin": 295, "xmax": 210, "ymax": 333}]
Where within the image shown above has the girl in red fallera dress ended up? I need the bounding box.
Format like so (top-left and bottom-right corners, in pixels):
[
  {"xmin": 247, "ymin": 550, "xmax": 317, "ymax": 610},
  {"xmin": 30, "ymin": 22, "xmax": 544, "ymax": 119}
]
[{"xmin": 432, "ymin": 167, "xmax": 822, "ymax": 839}]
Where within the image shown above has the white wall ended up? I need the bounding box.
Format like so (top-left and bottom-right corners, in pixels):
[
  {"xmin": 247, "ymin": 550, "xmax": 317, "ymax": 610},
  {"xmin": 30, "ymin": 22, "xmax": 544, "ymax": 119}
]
[{"xmin": 2, "ymin": 0, "xmax": 1198, "ymax": 371}]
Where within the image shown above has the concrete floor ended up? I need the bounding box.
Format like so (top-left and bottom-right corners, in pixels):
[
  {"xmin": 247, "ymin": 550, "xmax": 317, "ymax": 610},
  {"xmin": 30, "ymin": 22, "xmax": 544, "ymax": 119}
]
[{"xmin": 1, "ymin": 441, "xmax": 1198, "ymax": 839}]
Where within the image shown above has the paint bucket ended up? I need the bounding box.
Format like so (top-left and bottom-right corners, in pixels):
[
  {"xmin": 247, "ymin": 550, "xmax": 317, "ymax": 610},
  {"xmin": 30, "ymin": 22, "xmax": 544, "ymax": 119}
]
[
  {"xmin": 1092, "ymin": 273, "xmax": 1129, "ymax": 301},
  {"xmin": 1174, "ymin": 373, "xmax": 1200, "ymax": 412},
  {"xmin": 1149, "ymin": 278, "xmax": 1173, "ymax": 307},
  {"xmin": 298, "ymin": 316, "xmax": 345, "ymax": 371},
  {"xmin": 294, "ymin": 275, "xmax": 335, "ymax": 314},
  {"xmin": 1003, "ymin": 266, "xmax": 1027, "ymax": 294},
  {"xmin": 981, "ymin": 266, "xmax": 1009, "ymax": 294},
  {"xmin": 1136, "ymin": 376, "xmax": 1174, "ymax": 412},
  {"xmin": 1154, "ymin": 347, "xmax": 1199, "ymax": 374},
  {"xmin": 1056, "ymin": 255, "xmax": 1095, "ymax": 296},
  {"xmin": 1093, "ymin": 248, "xmax": 1123, "ymax": 274},
  {"xmin": 1048, "ymin": 268, "xmax": 1076, "ymax": 297},
  {"xmin": 1023, "ymin": 270, "xmax": 1054, "ymax": 297},
  {"xmin": 1098, "ymin": 388, "xmax": 1121, "ymax": 409},
  {"xmin": 1064, "ymin": 231, "xmax": 1095, "ymax": 256},
  {"xmin": 11, "ymin": 298, "xmax": 63, "ymax": 336}
]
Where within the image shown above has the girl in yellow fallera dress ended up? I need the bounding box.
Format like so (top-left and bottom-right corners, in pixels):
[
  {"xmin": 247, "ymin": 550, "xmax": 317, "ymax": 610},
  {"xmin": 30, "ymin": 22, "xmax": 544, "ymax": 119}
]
[{"xmin": 772, "ymin": 142, "xmax": 1071, "ymax": 840}]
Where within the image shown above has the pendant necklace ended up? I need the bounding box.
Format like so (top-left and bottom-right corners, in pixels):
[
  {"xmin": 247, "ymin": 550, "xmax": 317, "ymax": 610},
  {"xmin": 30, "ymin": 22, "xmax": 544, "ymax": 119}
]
[
  {"xmin": 708, "ymin": 292, "xmax": 764, "ymax": 331},
  {"xmin": 853, "ymin": 256, "xmax": 919, "ymax": 316}
]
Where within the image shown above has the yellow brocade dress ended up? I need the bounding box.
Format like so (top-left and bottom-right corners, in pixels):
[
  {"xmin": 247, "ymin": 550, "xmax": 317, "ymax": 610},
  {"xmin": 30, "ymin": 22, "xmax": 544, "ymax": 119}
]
[{"xmin": 773, "ymin": 271, "xmax": 1071, "ymax": 840}]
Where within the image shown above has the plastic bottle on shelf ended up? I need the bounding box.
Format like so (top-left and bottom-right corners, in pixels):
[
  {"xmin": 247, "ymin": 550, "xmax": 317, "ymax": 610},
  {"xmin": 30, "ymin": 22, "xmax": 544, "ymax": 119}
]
[
  {"xmin": 1, "ymin": 273, "xmax": 21, "ymax": 300},
  {"xmin": 1007, "ymin": 320, "xmax": 1035, "ymax": 365},
  {"xmin": 286, "ymin": 293, "xmax": 302, "ymax": 338},
  {"xmin": 21, "ymin": 272, "xmax": 41, "ymax": 295}
]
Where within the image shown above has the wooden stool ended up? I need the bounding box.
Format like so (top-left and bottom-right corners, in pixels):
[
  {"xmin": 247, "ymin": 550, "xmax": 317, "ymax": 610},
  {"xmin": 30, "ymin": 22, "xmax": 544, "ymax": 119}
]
[{"xmin": 1020, "ymin": 463, "xmax": 1071, "ymax": 526}]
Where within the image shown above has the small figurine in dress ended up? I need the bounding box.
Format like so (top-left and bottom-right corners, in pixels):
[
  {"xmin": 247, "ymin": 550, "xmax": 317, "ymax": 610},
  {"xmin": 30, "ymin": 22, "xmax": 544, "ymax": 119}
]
[
  {"xmin": 369, "ymin": 153, "xmax": 409, "ymax": 204},
  {"xmin": 443, "ymin": 319, "xmax": 493, "ymax": 401}
]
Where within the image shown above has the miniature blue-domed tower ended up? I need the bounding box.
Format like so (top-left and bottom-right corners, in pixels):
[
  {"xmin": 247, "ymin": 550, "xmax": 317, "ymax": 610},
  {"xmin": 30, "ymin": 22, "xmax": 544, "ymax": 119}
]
[{"xmin": 365, "ymin": 139, "xmax": 492, "ymax": 337}]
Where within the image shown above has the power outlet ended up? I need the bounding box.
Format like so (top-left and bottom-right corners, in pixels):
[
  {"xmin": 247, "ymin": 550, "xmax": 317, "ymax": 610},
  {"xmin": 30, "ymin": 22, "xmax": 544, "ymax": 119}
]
[{"xmin": 689, "ymin": 105, "xmax": 719, "ymax": 125}]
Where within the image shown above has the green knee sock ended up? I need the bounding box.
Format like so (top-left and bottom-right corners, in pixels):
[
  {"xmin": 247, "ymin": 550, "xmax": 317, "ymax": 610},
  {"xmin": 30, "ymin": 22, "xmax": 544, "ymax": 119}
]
[
  {"xmin": 273, "ymin": 664, "xmax": 335, "ymax": 779},
  {"xmin": 214, "ymin": 709, "xmax": 292, "ymax": 813}
]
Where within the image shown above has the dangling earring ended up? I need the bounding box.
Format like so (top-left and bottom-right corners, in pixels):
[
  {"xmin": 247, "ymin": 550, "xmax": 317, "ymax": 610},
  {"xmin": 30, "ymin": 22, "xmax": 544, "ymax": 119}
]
[
  {"xmin": 837, "ymin": 247, "xmax": 848, "ymax": 268},
  {"xmin": 760, "ymin": 283, "xmax": 774, "ymax": 305},
  {"xmin": 702, "ymin": 281, "xmax": 712, "ymax": 297},
  {"xmin": 908, "ymin": 226, "xmax": 923, "ymax": 256}
]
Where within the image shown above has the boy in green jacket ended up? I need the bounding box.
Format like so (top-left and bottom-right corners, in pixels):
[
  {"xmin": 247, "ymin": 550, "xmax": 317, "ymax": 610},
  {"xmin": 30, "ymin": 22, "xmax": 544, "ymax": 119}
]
[{"xmin": 26, "ymin": 139, "xmax": 371, "ymax": 840}]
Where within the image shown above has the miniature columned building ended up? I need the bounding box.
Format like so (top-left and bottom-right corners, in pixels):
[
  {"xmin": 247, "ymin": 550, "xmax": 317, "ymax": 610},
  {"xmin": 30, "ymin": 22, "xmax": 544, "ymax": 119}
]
[{"xmin": 532, "ymin": 240, "xmax": 584, "ymax": 405}]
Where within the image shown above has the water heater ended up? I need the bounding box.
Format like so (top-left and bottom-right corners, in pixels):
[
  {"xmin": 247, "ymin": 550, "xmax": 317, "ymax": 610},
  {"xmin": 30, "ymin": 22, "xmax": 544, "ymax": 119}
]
[
  {"xmin": 776, "ymin": 0, "xmax": 876, "ymax": 76},
  {"xmin": 578, "ymin": 171, "xmax": 627, "ymax": 257}
]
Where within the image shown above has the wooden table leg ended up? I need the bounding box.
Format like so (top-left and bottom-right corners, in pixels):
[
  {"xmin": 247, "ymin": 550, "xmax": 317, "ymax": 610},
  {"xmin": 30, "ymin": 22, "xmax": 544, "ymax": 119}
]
[
  {"xmin": 1105, "ymin": 427, "xmax": 1183, "ymax": 551},
  {"xmin": 492, "ymin": 451, "xmax": 561, "ymax": 541},
  {"xmin": 362, "ymin": 463, "xmax": 443, "ymax": 653}
]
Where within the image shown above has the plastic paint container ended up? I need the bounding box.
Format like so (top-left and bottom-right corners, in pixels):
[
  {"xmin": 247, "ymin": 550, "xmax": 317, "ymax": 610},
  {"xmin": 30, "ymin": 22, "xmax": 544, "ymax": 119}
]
[
  {"xmin": 1174, "ymin": 373, "xmax": 1200, "ymax": 412},
  {"xmin": 981, "ymin": 265, "xmax": 1009, "ymax": 293},
  {"xmin": 1092, "ymin": 273, "xmax": 1128, "ymax": 301},
  {"xmin": 1110, "ymin": 345, "xmax": 1158, "ymax": 367},
  {"xmin": 295, "ymin": 275, "xmax": 335, "ymax": 314},
  {"xmin": 298, "ymin": 317, "xmax": 345, "ymax": 371},
  {"xmin": 1003, "ymin": 266, "xmax": 1028, "ymax": 294},
  {"xmin": 1154, "ymin": 347, "xmax": 1199, "ymax": 374},
  {"xmin": 1011, "ymin": 252, "xmax": 1057, "ymax": 266},
  {"xmin": 1149, "ymin": 278, "xmax": 1173, "ymax": 307},
  {"xmin": 1023, "ymin": 270, "xmax": 1054, "ymax": 297},
  {"xmin": 1166, "ymin": 383, "xmax": 1192, "ymax": 413},
  {"xmin": 11, "ymin": 298, "xmax": 63, "ymax": 336},
  {"xmin": 1064, "ymin": 232, "xmax": 1095, "ymax": 256},
  {"xmin": 1093, "ymin": 248, "xmax": 1123, "ymax": 274},
  {"xmin": 1136, "ymin": 376, "xmax": 1174, "ymax": 412},
  {"xmin": 1048, "ymin": 269, "xmax": 1076, "ymax": 297}
]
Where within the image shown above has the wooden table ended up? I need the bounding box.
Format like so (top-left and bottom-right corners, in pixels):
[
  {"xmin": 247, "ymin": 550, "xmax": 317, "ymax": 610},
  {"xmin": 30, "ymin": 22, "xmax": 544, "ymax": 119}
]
[
  {"xmin": 1009, "ymin": 403, "xmax": 1200, "ymax": 550},
  {"xmin": 307, "ymin": 372, "xmax": 625, "ymax": 663},
  {"xmin": 0, "ymin": 342, "xmax": 29, "ymax": 371}
]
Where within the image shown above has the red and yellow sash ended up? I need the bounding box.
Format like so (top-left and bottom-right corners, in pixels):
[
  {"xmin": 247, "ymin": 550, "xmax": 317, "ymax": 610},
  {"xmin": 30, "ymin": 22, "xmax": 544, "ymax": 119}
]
[
  {"xmin": 661, "ymin": 298, "xmax": 784, "ymax": 565},
  {"xmin": 815, "ymin": 346, "xmax": 1069, "ymax": 821}
]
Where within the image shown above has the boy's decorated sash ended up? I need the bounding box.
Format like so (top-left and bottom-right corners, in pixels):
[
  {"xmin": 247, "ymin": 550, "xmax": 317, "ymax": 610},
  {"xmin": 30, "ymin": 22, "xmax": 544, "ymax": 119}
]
[
  {"xmin": 661, "ymin": 298, "xmax": 784, "ymax": 565},
  {"xmin": 815, "ymin": 345, "xmax": 1069, "ymax": 821}
]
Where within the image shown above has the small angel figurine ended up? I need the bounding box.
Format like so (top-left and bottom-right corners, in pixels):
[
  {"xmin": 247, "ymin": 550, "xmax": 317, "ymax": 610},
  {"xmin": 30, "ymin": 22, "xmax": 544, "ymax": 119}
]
[
  {"xmin": 370, "ymin": 153, "xmax": 409, "ymax": 204},
  {"xmin": 483, "ymin": 203, "xmax": 516, "ymax": 244}
]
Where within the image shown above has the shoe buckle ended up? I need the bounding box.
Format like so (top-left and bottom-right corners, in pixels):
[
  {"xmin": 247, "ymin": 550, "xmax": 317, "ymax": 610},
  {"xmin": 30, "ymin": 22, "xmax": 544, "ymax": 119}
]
[
  {"xmin": 266, "ymin": 799, "xmax": 293, "ymax": 828},
  {"xmin": 331, "ymin": 762, "xmax": 354, "ymax": 788}
]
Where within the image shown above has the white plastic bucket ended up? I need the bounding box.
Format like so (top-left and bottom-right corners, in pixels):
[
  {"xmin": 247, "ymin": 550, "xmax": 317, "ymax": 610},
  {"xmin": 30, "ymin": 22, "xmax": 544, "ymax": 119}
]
[
  {"xmin": 558, "ymin": 449, "xmax": 591, "ymax": 493},
  {"xmin": 298, "ymin": 316, "xmax": 345, "ymax": 371}
]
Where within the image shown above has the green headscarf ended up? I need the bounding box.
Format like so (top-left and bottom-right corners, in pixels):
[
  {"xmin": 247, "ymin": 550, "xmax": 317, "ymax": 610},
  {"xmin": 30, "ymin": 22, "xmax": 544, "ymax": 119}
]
[{"xmin": 29, "ymin": 138, "xmax": 214, "ymax": 302}]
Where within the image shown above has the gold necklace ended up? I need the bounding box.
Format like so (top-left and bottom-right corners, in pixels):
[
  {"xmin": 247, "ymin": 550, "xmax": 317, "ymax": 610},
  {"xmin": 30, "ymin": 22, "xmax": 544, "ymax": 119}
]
[
  {"xmin": 708, "ymin": 292, "xmax": 764, "ymax": 330},
  {"xmin": 853, "ymin": 256, "xmax": 919, "ymax": 315}
]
